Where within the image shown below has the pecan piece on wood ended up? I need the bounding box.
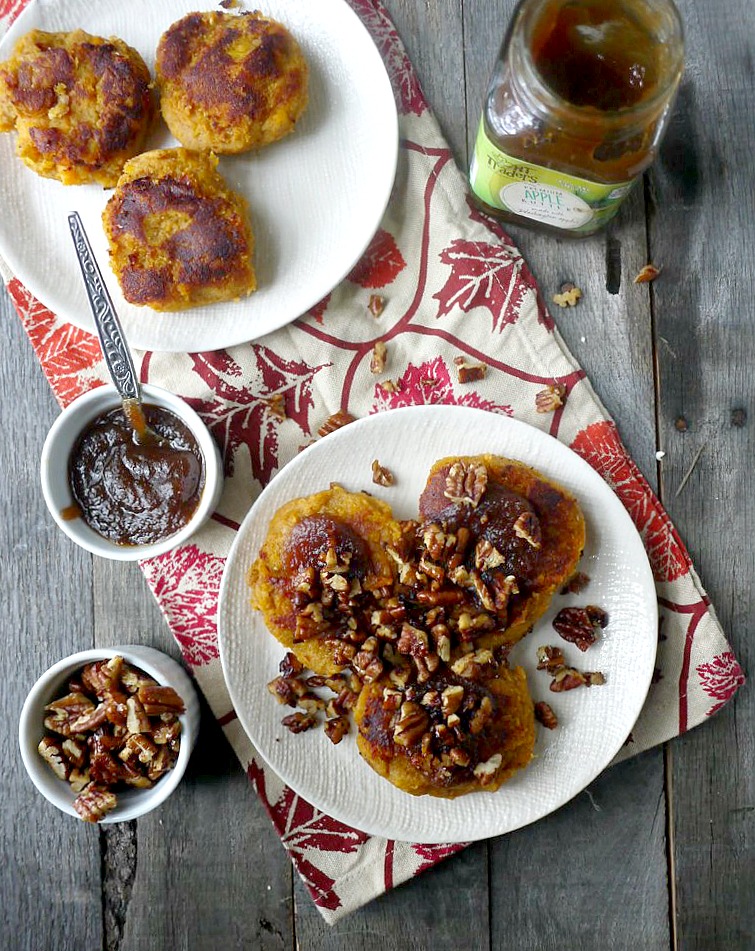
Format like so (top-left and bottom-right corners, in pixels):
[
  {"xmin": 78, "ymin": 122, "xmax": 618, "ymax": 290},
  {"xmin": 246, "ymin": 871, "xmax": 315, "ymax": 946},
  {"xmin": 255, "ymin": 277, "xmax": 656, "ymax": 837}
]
[
  {"xmin": 633, "ymin": 264, "xmax": 662, "ymax": 284},
  {"xmin": 552, "ymin": 282, "xmax": 583, "ymax": 307}
]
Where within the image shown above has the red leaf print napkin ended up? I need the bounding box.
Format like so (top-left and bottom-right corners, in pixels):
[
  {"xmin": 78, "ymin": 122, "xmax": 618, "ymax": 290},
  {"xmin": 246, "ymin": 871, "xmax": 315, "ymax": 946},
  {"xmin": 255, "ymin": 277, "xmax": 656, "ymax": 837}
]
[{"xmin": 1, "ymin": 0, "xmax": 744, "ymax": 923}]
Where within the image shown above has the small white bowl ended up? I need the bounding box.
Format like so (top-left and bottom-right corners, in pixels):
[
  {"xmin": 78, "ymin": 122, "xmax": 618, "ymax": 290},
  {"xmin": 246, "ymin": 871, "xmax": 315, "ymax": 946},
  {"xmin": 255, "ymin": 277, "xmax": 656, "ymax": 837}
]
[
  {"xmin": 19, "ymin": 645, "xmax": 200, "ymax": 823},
  {"xmin": 41, "ymin": 383, "xmax": 223, "ymax": 560}
]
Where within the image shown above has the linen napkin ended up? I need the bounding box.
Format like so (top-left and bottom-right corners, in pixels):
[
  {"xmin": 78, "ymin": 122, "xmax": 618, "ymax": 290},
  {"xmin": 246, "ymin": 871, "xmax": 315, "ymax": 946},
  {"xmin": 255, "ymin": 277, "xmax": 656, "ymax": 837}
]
[{"xmin": 1, "ymin": 0, "xmax": 744, "ymax": 923}]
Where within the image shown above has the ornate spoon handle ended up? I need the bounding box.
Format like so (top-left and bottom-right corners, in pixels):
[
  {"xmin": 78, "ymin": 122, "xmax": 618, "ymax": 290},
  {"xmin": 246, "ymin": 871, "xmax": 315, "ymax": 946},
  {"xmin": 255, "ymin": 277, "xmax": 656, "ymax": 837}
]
[{"xmin": 68, "ymin": 211, "xmax": 140, "ymax": 403}]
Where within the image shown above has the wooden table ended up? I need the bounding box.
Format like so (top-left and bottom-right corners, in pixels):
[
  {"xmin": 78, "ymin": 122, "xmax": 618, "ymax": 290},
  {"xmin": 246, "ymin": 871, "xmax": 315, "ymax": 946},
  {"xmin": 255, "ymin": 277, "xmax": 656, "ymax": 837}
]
[{"xmin": 1, "ymin": 1, "xmax": 752, "ymax": 948}]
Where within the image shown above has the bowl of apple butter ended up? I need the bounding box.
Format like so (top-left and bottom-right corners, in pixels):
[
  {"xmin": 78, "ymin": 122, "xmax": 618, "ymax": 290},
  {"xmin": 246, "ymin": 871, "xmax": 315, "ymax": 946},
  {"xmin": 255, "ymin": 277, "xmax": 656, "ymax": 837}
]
[{"xmin": 41, "ymin": 384, "xmax": 223, "ymax": 560}]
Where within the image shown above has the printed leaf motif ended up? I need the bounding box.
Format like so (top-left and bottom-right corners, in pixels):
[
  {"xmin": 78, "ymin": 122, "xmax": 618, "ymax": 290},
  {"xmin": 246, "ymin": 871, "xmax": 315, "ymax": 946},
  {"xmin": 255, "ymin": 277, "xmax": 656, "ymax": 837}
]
[
  {"xmin": 346, "ymin": 0, "xmax": 426, "ymax": 116},
  {"xmin": 9, "ymin": 279, "xmax": 104, "ymax": 407},
  {"xmin": 697, "ymin": 652, "xmax": 745, "ymax": 716},
  {"xmin": 247, "ymin": 760, "xmax": 369, "ymax": 910},
  {"xmin": 411, "ymin": 842, "xmax": 467, "ymax": 876},
  {"xmin": 140, "ymin": 545, "xmax": 225, "ymax": 667},
  {"xmin": 373, "ymin": 356, "xmax": 513, "ymax": 416},
  {"xmin": 187, "ymin": 345, "xmax": 329, "ymax": 484},
  {"xmin": 0, "ymin": 0, "xmax": 27, "ymax": 26},
  {"xmin": 348, "ymin": 228, "xmax": 406, "ymax": 289},
  {"xmin": 306, "ymin": 293, "xmax": 331, "ymax": 325},
  {"xmin": 433, "ymin": 239, "xmax": 528, "ymax": 331},
  {"xmin": 570, "ymin": 421, "xmax": 690, "ymax": 582}
]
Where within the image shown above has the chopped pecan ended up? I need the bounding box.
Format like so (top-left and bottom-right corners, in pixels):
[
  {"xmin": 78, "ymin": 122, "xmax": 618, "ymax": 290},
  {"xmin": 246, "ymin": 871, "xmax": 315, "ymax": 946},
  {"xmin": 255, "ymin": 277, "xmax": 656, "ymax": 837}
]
[
  {"xmin": 38, "ymin": 737, "xmax": 69, "ymax": 780},
  {"xmin": 534, "ymin": 701, "xmax": 559, "ymax": 729},
  {"xmin": 468, "ymin": 695, "xmax": 495, "ymax": 734},
  {"xmin": 451, "ymin": 649, "xmax": 495, "ymax": 681},
  {"xmin": 137, "ymin": 685, "xmax": 186, "ymax": 716},
  {"xmin": 397, "ymin": 623, "xmax": 429, "ymax": 658},
  {"xmin": 318, "ymin": 410, "xmax": 356, "ymax": 437},
  {"xmin": 422, "ymin": 523, "xmax": 450, "ymax": 561},
  {"xmin": 536, "ymin": 645, "xmax": 566, "ymax": 673},
  {"xmin": 81, "ymin": 658, "xmax": 121, "ymax": 699},
  {"xmin": 393, "ymin": 702, "xmax": 429, "ymax": 747},
  {"xmin": 489, "ymin": 573, "xmax": 519, "ymax": 612},
  {"xmin": 370, "ymin": 341, "xmax": 387, "ymax": 374},
  {"xmin": 634, "ymin": 264, "xmax": 661, "ymax": 284},
  {"xmin": 549, "ymin": 667, "xmax": 587, "ymax": 692},
  {"xmin": 44, "ymin": 692, "xmax": 95, "ymax": 737},
  {"xmin": 474, "ymin": 538, "xmax": 506, "ymax": 572},
  {"xmin": 324, "ymin": 716, "xmax": 350, "ymax": 745},
  {"xmin": 281, "ymin": 712, "xmax": 317, "ymax": 734},
  {"xmin": 371, "ymin": 459, "xmax": 394, "ymax": 487},
  {"xmin": 560, "ymin": 571, "xmax": 590, "ymax": 594},
  {"xmin": 473, "ymin": 753, "xmax": 502, "ymax": 785},
  {"xmin": 585, "ymin": 671, "xmax": 606, "ymax": 686},
  {"xmin": 553, "ymin": 606, "xmax": 606, "ymax": 651},
  {"xmin": 535, "ymin": 383, "xmax": 567, "ymax": 413},
  {"xmin": 513, "ymin": 511, "xmax": 542, "ymax": 549},
  {"xmin": 74, "ymin": 784, "xmax": 117, "ymax": 823},
  {"xmin": 443, "ymin": 461, "xmax": 488, "ymax": 507},
  {"xmin": 279, "ymin": 651, "xmax": 304, "ymax": 678},
  {"xmin": 62, "ymin": 738, "xmax": 88, "ymax": 770},
  {"xmin": 441, "ymin": 685, "xmax": 465, "ymax": 717},
  {"xmin": 368, "ymin": 294, "xmax": 385, "ymax": 317},
  {"xmin": 453, "ymin": 356, "xmax": 487, "ymax": 384},
  {"xmin": 552, "ymin": 282, "xmax": 583, "ymax": 307}
]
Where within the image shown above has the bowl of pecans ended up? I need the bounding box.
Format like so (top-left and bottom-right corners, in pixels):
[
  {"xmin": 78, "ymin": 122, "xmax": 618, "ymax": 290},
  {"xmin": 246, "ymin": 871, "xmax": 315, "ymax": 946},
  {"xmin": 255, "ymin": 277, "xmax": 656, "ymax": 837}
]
[{"xmin": 19, "ymin": 646, "xmax": 200, "ymax": 823}]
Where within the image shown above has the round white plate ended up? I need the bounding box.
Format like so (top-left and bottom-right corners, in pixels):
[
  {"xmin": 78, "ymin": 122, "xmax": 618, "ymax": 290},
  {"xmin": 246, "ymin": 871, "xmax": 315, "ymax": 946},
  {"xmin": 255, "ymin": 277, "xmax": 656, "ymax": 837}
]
[
  {"xmin": 0, "ymin": 0, "xmax": 398, "ymax": 352},
  {"xmin": 219, "ymin": 406, "xmax": 658, "ymax": 843}
]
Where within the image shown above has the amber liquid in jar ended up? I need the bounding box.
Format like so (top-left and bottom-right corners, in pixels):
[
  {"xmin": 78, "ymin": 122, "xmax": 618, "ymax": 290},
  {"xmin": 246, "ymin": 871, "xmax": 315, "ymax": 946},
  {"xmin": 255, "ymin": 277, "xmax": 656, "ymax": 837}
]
[{"xmin": 469, "ymin": 0, "xmax": 684, "ymax": 237}]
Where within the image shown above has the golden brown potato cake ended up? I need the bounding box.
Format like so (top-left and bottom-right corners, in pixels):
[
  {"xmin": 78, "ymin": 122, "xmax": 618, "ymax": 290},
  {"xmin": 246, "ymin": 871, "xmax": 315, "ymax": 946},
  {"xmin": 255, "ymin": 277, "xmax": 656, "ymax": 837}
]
[
  {"xmin": 102, "ymin": 147, "xmax": 256, "ymax": 311},
  {"xmin": 0, "ymin": 29, "xmax": 155, "ymax": 186},
  {"xmin": 418, "ymin": 455, "xmax": 586, "ymax": 652},
  {"xmin": 155, "ymin": 10, "xmax": 309, "ymax": 153},
  {"xmin": 249, "ymin": 485, "xmax": 402, "ymax": 676},
  {"xmin": 355, "ymin": 664, "xmax": 535, "ymax": 797}
]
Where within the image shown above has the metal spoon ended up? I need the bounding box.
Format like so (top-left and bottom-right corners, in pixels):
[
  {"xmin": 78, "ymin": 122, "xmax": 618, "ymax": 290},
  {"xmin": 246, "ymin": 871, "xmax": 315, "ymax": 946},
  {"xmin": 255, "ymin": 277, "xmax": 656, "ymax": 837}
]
[{"xmin": 67, "ymin": 211, "xmax": 158, "ymax": 444}]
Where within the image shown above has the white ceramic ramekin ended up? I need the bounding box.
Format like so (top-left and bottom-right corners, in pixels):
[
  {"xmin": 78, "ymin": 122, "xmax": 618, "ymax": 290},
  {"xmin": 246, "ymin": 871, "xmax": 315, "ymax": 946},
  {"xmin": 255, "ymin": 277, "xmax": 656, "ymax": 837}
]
[
  {"xmin": 19, "ymin": 645, "xmax": 200, "ymax": 823},
  {"xmin": 40, "ymin": 383, "xmax": 223, "ymax": 560}
]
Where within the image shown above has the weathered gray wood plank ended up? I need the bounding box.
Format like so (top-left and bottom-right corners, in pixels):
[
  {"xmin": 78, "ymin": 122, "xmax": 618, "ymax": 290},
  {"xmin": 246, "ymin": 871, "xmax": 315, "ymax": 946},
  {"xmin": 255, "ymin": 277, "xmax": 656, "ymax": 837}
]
[
  {"xmin": 0, "ymin": 290, "xmax": 103, "ymax": 951},
  {"xmin": 650, "ymin": 0, "xmax": 755, "ymax": 947},
  {"xmin": 92, "ymin": 562, "xmax": 295, "ymax": 951}
]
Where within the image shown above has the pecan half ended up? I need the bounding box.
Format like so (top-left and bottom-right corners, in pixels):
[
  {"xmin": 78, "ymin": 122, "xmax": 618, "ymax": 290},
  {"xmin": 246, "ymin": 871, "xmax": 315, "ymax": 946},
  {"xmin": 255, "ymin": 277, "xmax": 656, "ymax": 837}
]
[
  {"xmin": 443, "ymin": 461, "xmax": 488, "ymax": 507},
  {"xmin": 513, "ymin": 511, "xmax": 542, "ymax": 549},
  {"xmin": 553, "ymin": 606, "xmax": 607, "ymax": 652}
]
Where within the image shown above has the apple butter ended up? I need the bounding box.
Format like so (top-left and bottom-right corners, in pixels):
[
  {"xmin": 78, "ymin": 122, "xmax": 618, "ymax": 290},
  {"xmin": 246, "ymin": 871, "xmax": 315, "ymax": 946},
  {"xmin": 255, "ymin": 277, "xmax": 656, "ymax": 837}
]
[{"xmin": 68, "ymin": 403, "xmax": 205, "ymax": 546}]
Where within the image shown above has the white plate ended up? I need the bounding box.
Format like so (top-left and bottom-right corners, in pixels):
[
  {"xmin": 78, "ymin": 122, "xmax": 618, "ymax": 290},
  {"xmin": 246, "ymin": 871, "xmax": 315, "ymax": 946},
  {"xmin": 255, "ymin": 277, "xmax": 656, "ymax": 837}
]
[
  {"xmin": 218, "ymin": 406, "xmax": 658, "ymax": 843},
  {"xmin": 0, "ymin": 0, "xmax": 398, "ymax": 352}
]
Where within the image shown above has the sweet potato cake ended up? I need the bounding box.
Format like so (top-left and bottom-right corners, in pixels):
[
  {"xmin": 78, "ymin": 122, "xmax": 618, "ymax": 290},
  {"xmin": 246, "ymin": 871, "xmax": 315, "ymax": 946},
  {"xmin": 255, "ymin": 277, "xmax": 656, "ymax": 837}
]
[
  {"xmin": 355, "ymin": 664, "xmax": 535, "ymax": 798},
  {"xmin": 0, "ymin": 29, "xmax": 155, "ymax": 186},
  {"xmin": 102, "ymin": 147, "xmax": 256, "ymax": 310},
  {"xmin": 417, "ymin": 455, "xmax": 586, "ymax": 653},
  {"xmin": 155, "ymin": 10, "xmax": 309, "ymax": 153},
  {"xmin": 248, "ymin": 485, "xmax": 402, "ymax": 675}
]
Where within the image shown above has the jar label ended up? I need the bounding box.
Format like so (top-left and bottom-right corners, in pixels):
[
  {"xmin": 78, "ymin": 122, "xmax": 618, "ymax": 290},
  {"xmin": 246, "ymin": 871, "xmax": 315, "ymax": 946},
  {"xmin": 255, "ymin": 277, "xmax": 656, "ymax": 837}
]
[{"xmin": 469, "ymin": 119, "xmax": 634, "ymax": 233}]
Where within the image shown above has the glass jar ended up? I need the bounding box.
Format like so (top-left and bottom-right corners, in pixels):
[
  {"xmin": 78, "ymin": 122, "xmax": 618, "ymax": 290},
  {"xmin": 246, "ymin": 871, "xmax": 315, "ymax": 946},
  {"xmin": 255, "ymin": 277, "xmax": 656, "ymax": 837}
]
[{"xmin": 469, "ymin": 0, "xmax": 684, "ymax": 237}]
